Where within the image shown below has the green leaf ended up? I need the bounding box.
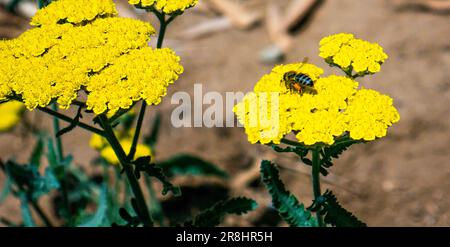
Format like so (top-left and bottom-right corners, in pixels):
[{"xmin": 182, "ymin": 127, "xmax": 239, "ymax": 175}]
[
  {"xmin": 30, "ymin": 167, "xmax": 60, "ymax": 200},
  {"xmin": 260, "ymin": 160, "xmax": 318, "ymax": 227},
  {"xmin": 191, "ymin": 197, "xmax": 257, "ymax": 227},
  {"xmin": 0, "ymin": 174, "xmax": 12, "ymax": 203},
  {"xmin": 29, "ymin": 136, "xmax": 44, "ymax": 167},
  {"xmin": 157, "ymin": 154, "xmax": 228, "ymax": 179},
  {"xmin": 271, "ymin": 144, "xmax": 308, "ymax": 158},
  {"xmin": 133, "ymin": 156, "xmax": 181, "ymax": 196},
  {"xmin": 144, "ymin": 113, "xmax": 161, "ymax": 148},
  {"xmin": 46, "ymin": 138, "xmax": 59, "ymax": 169},
  {"xmin": 78, "ymin": 187, "xmax": 108, "ymax": 227},
  {"xmin": 19, "ymin": 195, "xmax": 36, "ymax": 227},
  {"xmin": 321, "ymin": 136, "xmax": 361, "ymax": 168},
  {"xmin": 321, "ymin": 190, "xmax": 367, "ymax": 227},
  {"xmin": 37, "ymin": 0, "xmax": 51, "ymax": 9}
]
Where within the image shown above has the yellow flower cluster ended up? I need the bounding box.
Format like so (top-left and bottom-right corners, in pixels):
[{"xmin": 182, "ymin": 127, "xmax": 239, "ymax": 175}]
[
  {"xmin": 0, "ymin": 101, "xmax": 25, "ymax": 132},
  {"xmin": 0, "ymin": 0, "xmax": 183, "ymax": 115},
  {"xmin": 234, "ymin": 65, "xmax": 400, "ymax": 146},
  {"xmin": 319, "ymin": 33, "xmax": 388, "ymax": 75},
  {"xmin": 31, "ymin": 0, "xmax": 118, "ymax": 27},
  {"xmin": 90, "ymin": 131, "xmax": 153, "ymax": 165},
  {"xmin": 129, "ymin": 0, "xmax": 198, "ymax": 14}
]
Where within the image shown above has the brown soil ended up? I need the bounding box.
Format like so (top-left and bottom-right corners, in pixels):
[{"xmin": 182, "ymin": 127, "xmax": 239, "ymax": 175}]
[{"xmin": 1, "ymin": 0, "xmax": 449, "ymax": 226}]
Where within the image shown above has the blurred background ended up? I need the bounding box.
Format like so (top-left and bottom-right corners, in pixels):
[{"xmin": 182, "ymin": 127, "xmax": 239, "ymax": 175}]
[{"xmin": 0, "ymin": 0, "xmax": 449, "ymax": 226}]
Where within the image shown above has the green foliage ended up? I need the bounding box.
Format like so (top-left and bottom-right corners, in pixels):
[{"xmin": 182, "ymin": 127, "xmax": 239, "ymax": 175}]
[
  {"xmin": 271, "ymin": 144, "xmax": 308, "ymax": 158},
  {"xmin": 260, "ymin": 160, "xmax": 318, "ymax": 227},
  {"xmin": 19, "ymin": 195, "xmax": 36, "ymax": 227},
  {"xmin": 188, "ymin": 197, "xmax": 257, "ymax": 227},
  {"xmin": 115, "ymin": 207, "xmax": 141, "ymax": 227},
  {"xmin": 78, "ymin": 187, "xmax": 108, "ymax": 227},
  {"xmin": 157, "ymin": 154, "xmax": 228, "ymax": 178},
  {"xmin": 0, "ymin": 175, "xmax": 11, "ymax": 203},
  {"xmin": 3, "ymin": 160, "xmax": 60, "ymax": 201},
  {"xmin": 37, "ymin": 0, "xmax": 51, "ymax": 9},
  {"xmin": 315, "ymin": 190, "xmax": 366, "ymax": 227},
  {"xmin": 133, "ymin": 156, "xmax": 181, "ymax": 196},
  {"xmin": 30, "ymin": 136, "xmax": 44, "ymax": 167},
  {"xmin": 321, "ymin": 136, "xmax": 361, "ymax": 168}
]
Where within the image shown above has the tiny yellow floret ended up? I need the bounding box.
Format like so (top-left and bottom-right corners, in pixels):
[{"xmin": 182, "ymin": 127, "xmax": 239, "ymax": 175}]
[{"xmin": 129, "ymin": 0, "xmax": 198, "ymax": 14}]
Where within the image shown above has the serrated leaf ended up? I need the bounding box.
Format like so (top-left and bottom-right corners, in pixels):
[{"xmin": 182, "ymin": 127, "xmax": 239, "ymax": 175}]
[
  {"xmin": 133, "ymin": 156, "xmax": 181, "ymax": 196},
  {"xmin": 322, "ymin": 136, "xmax": 361, "ymax": 167},
  {"xmin": 260, "ymin": 160, "xmax": 318, "ymax": 227},
  {"xmin": 144, "ymin": 113, "xmax": 161, "ymax": 148},
  {"xmin": 157, "ymin": 154, "xmax": 228, "ymax": 179},
  {"xmin": 191, "ymin": 197, "xmax": 257, "ymax": 227},
  {"xmin": 321, "ymin": 190, "xmax": 366, "ymax": 227},
  {"xmin": 78, "ymin": 187, "xmax": 108, "ymax": 227}
]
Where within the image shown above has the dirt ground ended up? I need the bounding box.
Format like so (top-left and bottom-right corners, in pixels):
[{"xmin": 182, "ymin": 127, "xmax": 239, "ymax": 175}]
[{"xmin": 0, "ymin": 0, "xmax": 449, "ymax": 226}]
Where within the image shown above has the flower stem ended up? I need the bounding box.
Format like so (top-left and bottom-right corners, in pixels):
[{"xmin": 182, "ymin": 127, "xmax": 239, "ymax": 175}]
[
  {"xmin": 51, "ymin": 103, "xmax": 64, "ymax": 161},
  {"xmin": 97, "ymin": 115, "xmax": 153, "ymax": 226},
  {"xmin": 281, "ymin": 138, "xmax": 304, "ymax": 147},
  {"xmin": 38, "ymin": 107, "xmax": 105, "ymax": 136},
  {"xmin": 156, "ymin": 15, "xmax": 167, "ymax": 49},
  {"xmin": 312, "ymin": 147, "xmax": 324, "ymax": 227},
  {"xmin": 127, "ymin": 102, "xmax": 147, "ymax": 161}
]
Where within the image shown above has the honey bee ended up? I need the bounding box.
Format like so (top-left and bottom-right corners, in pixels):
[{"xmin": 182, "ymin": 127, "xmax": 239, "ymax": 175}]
[{"xmin": 283, "ymin": 58, "xmax": 315, "ymax": 94}]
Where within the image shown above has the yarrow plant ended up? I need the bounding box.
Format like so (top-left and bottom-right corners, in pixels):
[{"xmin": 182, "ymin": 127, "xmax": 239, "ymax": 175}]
[
  {"xmin": 234, "ymin": 33, "xmax": 399, "ymax": 227},
  {"xmin": 0, "ymin": 0, "xmax": 257, "ymax": 227}
]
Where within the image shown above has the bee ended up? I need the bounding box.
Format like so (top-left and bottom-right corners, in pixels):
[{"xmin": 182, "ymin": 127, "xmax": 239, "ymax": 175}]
[{"xmin": 283, "ymin": 58, "xmax": 315, "ymax": 94}]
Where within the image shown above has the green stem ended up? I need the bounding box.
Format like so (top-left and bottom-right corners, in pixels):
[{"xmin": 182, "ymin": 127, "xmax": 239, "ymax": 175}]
[
  {"xmin": 51, "ymin": 104, "xmax": 64, "ymax": 161},
  {"xmin": 281, "ymin": 138, "xmax": 304, "ymax": 147},
  {"xmin": 312, "ymin": 148, "xmax": 324, "ymax": 227},
  {"xmin": 38, "ymin": 107, "xmax": 105, "ymax": 136},
  {"xmin": 127, "ymin": 102, "xmax": 147, "ymax": 160},
  {"xmin": 97, "ymin": 115, "xmax": 153, "ymax": 226},
  {"xmin": 156, "ymin": 16, "xmax": 167, "ymax": 49}
]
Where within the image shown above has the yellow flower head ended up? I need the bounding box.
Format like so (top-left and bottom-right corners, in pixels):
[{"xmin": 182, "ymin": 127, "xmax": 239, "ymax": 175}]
[
  {"xmin": 0, "ymin": 0, "xmax": 183, "ymax": 115},
  {"xmin": 344, "ymin": 89, "xmax": 400, "ymax": 141},
  {"xmin": 319, "ymin": 33, "xmax": 388, "ymax": 75},
  {"xmin": 31, "ymin": 0, "xmax": 118, "ymax": 27},
  {"xmin": 234, "ymin": 62, "xmax": 399, "ymax": 146},
  {"xmin": 129, "ymin": 0, "xmax": 198, "ymax": 14},
  {"xmin": 0, "ymin": 101, "xmax": 25, "ymax": 132}
]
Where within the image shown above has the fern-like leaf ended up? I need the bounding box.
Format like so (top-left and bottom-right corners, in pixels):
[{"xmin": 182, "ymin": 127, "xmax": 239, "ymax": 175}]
[
  {"xmin": 321, "ymin": 190, "xmax": 366, "ymax": 227},
  {"xmin": 322, "ymin": 136, "xmax": 361, "ymax": 168},
  {"xmin": 260, "ymin": 160, "xmax": 317, "ymax": 227},
  {"xmin": 190, "ymin": 197, "xmax": 257, "ymax": 227},
  {"xmin": 133, "ymin": 156, "xmax": 181, "ymax": 196}
]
